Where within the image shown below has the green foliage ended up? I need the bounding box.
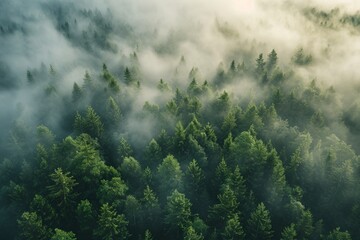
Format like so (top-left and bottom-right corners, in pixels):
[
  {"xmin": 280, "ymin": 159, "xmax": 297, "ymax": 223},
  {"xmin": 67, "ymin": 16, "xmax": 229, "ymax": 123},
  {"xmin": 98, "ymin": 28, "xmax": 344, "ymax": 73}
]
[
  {"xmin": 97, "ymin": 177, "xmax": 128, "ymax": 206},
  {"xmin": 266, "ymin": 49, "xmax": 278, "ymax": 72},
  {"xmin": 280, "ymin": 224, "xmax": 297, "ymax": 240},
  {"xmin": 229, "ymin": 166, "xmax": 247, "ymax": 204},
  {"xmin": 222, "ymin": 214, "xmax": 245, "ymax": 240},
  {"xmin": 247, "ymin": 203, "xmax": 273, "ymax": 240},
  {"xmin": 36, "ymin": 125, "xmax": 55, "ymax": 146},
  {"xmin": 51, "ymin": 229, "xmax": 77, "ymax": 240},
  {"xmin": 165, "ymin": 190, "xmax": 192, "ymax": 232},
  {"xmin": 325, "ymin": 227, "xmax": 352, "ymax": 240},
  {"xmin": 94, "ymin": 203, "xmax": 129, "ymax": 240},
  {"xmin": 83, "ymin": 71, "xmax": 93, "ymax": 91},
  {"xmin": 47, "ymin": 168, "xmax": 77, "ymax": 208},
  {"xmin": 76, "ymin": 200, "xmax": 95, "ymax": 237},
  {"xmin": 215, "ymin": 158, "xmax": 230, "ymax": 187},
  {"xmin": 292, "ymin": 48, "xmax": 312, "ymax": 65},
  {"xmin": 256, "ymin": 53, "xmax": 266, "ymax": 75},
  {"xmin": 296, "ymin": 209, "xmax": 314, "ymax": 239},
  {"xmin": 72, "ymin": 82, "xmax": 82, "ymax": 103},
  {"xmin": 64, "ymin": 134, "xmax": 117, "ymax": 186},
  {"xmin": 17, "ymin": 211, "xmax": 51, "ymax": 240},
  {"xmin": 124, "ymin": 67, "xmax": 133, "ymax": 85},
  {"xmin": 141, "ymin": 185, "xmax": 161, "ymax": 231},
  {"xmin": 157, "ymin": 155, "xmax": 183, "ymax": 196},
  {"xmin": 184, "ymin": 226, "xmax": 204, "ymax": 240},
  {"xmin": 209, "ymin": 185, "xmax": 239, "ymax": 226},
  {"xmin": 74, "ymin": 106, "xmax": 104, "ymax": 139},
  {"xmin": 145, "ymin": 138, "xmax": 162, "ymax": 166},
  {"xmin": 3, "ymin": 45, "xmax": 360, "ymax": 240},
  {"xmin": 173, "ymin": 121, "xmax": 187, "ymax": 154},
  {"xmin": 185, "ymin": 159, "xmax": 205, "ymax": 194},
  {"xmin": 118, "ymin": 137, "xmax": 133, "ymax": 160},
  {"xmin": 106, "ymin": 96, "xmax": 121, "ymax": 125},
  {"xmin": 124, "ymin": 195, "xmax": 140, "ymax": 224},
  {"xmin": 143, "ymin": 229, "xmax": 153, "ymax": 240},
  {"xmin": 120, "ymin": 156, "xmax": 142, "ymax": 186},
  {"xmin": 158, "ymin": 78, "xmax": 171, "ymax": 91},
  {"xmin": 30, "ymin": 194, "xmax": 56, "ymax": 226}
]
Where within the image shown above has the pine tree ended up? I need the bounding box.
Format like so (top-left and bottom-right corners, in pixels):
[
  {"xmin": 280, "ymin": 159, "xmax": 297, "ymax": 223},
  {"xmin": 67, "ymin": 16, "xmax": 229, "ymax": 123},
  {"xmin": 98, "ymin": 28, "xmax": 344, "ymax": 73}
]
[
  {"xmin": 143, "ymin": 229, "xmax": 153, "ymax": 240},
  {"xmin": 145, "ymin": 139, "xmax": 163, "ymax": 166},
  {"xmin": 325, "ymin": 227, "xmax": 352, "ymax": 240},
  {"xmin": 266, "ymin": 49, "xmax": 278, "ymax": 71},
  {"xmin": 165, "ymin": 190, "xmax": 192, "ymax": 233},
  {"xmin": 120, "ymin": 156, "xmax": 142, "ymax": 189},
  {"xmin": 141, "ymin": 185, "xmax": 161, "ymax": 232},
  {"xmin": 106, "ymin": 96, "xmax": 121, "ymax": 125},
  {"xmin": 173, "ymin": 121, "xmax": 187, "ymax": 155},
  {"xmin": 83, "ymin": 71, "xmax": 93, "ymax": 91},
  {"xmin": 17, "ymin": 212, "xmax": 51, "ymax": 240},
  {"xmin": 222, "ymin": 110, "xmax": 237, "ymax": 139},
  {"xmin": 74, "ymin": 106, "xmax": 104, "ymax": 139},
  {"xmin": 47, "ymin": 168, "xmax": 77, "ymax": 209},
  {"xmin": 185, "ymin": 159, "xmax": 205, "ymax": 194},
  {"xmin": 157, "ymin": 155, "xmax": 183, "ymax": 198},
  {"xmin": 247, "ymin": 203, "xmax": 273, "ymax": 240},
  {"xmin": 72, "ymin": 82, "xmax": 82, "ymax": 103},
  {"xmin": 229, "ymin": 166, "xmax": 247, "ymax": 205},
  {"xmin": 51, "ymin": 229, "xmax": 77, "ymax": 240},
  {"xmin": 256, "ymin": 53, "xmax": 266, "ymax": 75},
  {"xmin": 124, "ymin": 67, "xmax": 133, "ymax": 85},
  {"xmin": 29, "ymin": 194, "xmax": 56, "ymax": 227},
  {"xmin": 76, "ymin": 200, "xmax": 95, "ymax": 239},
  {"xmin": 27, "ymin": 70, "xmax": 34, "ymax": 83},
  {"xmin": 280, "ymin": 224, "xmax": 297, "ymax": 240},
  {"xmin": 94, "ymin": 203, "xmax": 129, "ymax": 240},
  {"xmin": 222, "ymin": 214, "xmax": 245, "ymax": 240},
  {"xmin": 124, "ymin": 195, "xmax": 140, "ymax": 226},
  {"xmin": 209, "ymin": 185, "xmax": 239, "ymax": 226},
  {"xmin": 118, "ymin": 137, "xmax": 133, "ymax": 161},
  {"xmin": 184, "ymin": 226, "xmax": 204, "ymax": 240},
  {"xmin": 230, "ymin": 60, "xmax": 237, "ymax": 73},
  {"xmin": 97, "ymin": 177, "xmax": 128, "ymax": 206},
  {"xmin": 214, "ymin": 158, "xmax": 230, "ymax": 190}
]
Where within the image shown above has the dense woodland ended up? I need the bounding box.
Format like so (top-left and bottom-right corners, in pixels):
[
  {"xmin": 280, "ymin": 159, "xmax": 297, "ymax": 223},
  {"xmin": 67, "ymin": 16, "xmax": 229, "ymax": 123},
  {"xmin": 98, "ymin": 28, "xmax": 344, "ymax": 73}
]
[{"xmin": 1, "ymin": 2, "xmax": 360, "ymax": 240}]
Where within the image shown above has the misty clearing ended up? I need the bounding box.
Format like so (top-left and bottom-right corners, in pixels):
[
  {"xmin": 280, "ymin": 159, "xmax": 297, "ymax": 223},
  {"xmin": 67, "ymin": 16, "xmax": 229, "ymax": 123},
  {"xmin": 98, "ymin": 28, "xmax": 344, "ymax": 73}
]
[{"xmin": 1, "ymin": 0, "xmax": 360, "ymax": 239}]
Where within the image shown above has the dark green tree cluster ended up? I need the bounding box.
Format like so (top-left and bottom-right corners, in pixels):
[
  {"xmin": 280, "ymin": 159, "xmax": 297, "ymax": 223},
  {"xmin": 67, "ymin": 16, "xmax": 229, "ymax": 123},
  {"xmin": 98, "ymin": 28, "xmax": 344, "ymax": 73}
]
[{"xmin": 1, "ymin": 50, "xmax": 359, "ymax": 240}]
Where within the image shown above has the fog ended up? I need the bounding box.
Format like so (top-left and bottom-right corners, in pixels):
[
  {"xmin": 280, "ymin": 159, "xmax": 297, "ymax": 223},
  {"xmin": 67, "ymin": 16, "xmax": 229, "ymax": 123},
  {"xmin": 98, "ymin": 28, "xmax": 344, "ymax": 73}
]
[{"xmin": 0, "ymin": 0, "xmax": 359, "ymax": 153}]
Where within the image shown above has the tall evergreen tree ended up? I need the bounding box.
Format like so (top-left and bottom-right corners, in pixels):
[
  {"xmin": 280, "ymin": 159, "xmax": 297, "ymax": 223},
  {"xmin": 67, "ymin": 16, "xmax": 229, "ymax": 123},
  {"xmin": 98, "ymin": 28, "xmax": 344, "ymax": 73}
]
[
  {"xmin": 17, "ymin": 212, "xmax": 51, "ymax": 240},
  {"xmin": 256, "ymin": 53, "xmax": 266, "ymax": 75},
  {"xmin": 165, "ymin": 190, "xmax": 192, "ymax": 234},
  {"xmin": 266, "ymin": 49, "xmax": 278, "ymax": 72},
  {"xmin": 247, "ymin": 203, "xmax": 273, "ymax": 240},
  {"xmin": 222, "ymin": 214, "xmax": 245, "ymax": 240},
  {"xmin": 94, "ymin": 203, "xmax": 129, "ymax": 240},
  {"xmin": 157, "ymin": 155, "xmax": 183, "ymax": 198},
  {"xmin": 47, "ymin": 168, "xmax": 77, "ymax": 209}
]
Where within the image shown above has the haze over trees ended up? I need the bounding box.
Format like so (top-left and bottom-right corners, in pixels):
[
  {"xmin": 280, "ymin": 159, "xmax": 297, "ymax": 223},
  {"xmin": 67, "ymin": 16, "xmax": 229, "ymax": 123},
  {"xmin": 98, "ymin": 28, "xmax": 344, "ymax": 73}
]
[{"xmin": 1, "ymin": 0, "xmax": 360, "ymax": 239}]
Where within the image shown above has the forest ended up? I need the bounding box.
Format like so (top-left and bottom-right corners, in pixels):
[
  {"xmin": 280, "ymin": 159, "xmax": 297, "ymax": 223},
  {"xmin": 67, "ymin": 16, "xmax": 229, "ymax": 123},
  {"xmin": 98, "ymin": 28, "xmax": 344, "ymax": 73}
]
[{"xmin": 1, "ymin": 0, "xmax": 360, "ymax": 240}]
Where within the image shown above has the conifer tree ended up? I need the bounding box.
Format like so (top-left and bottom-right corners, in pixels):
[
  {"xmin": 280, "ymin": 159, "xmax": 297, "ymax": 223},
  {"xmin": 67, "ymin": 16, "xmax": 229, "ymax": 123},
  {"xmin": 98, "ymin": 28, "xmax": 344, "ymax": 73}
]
[
  {"xmin": 165, "ymin": 190, "xmax": 192, "ymax": 234},
  {"xmin": 280, "ymin": 224, "xmax": 297, "ymax": 240},
  {"xmin": 17, "ymin": 212, "xmax": 51, "ymax": 240},
  {"xmin": 256, "ymin": 53, "xmax": 266, "ymax": 75},
  {"xmin": 94, "ymin": 203, "xmax": 129, "ymax": 240},
  {"xmin": 247, "ymin": 203, "xmax": 273, "ymax": 240},
  {"xmin": 222, "ymin": 214, "xmax": 245, "ymax": 240},
  {"xmin": 266, "ymin": 49, "xmax": 278, "ymax": 72},
  {"xmin": 47, "ymin": 168, "xmax": 77, "ymax": 209},
  {"xmin": 51, "ymin": 229, "xmax": 77, "ymax": 240}
]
